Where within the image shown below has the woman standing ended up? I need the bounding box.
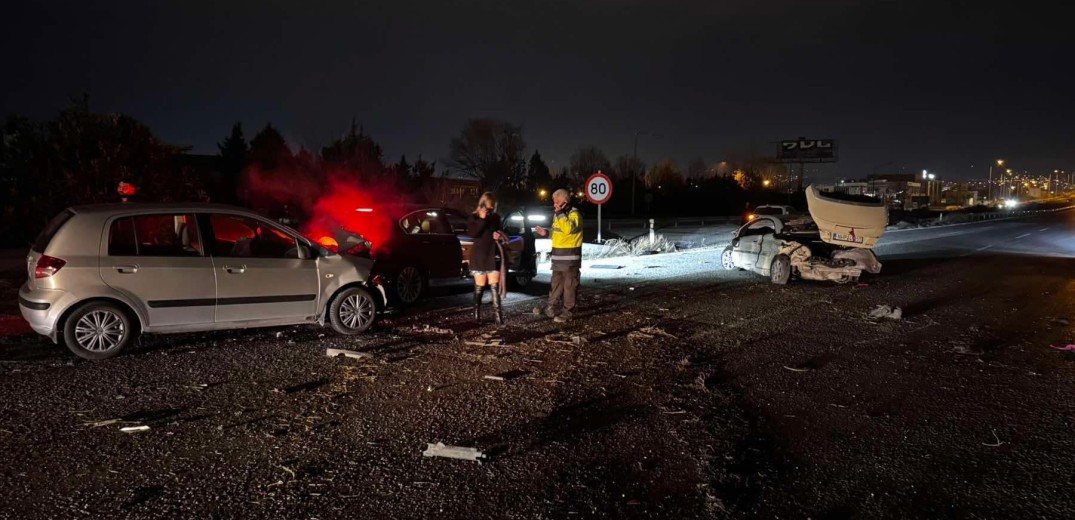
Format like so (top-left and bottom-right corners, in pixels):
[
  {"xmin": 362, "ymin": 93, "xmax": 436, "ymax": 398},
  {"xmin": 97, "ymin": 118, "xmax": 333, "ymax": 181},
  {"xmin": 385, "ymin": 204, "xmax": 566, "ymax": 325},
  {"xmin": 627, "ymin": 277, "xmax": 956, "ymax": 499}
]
[{"xmin": 467, "ymin": 192, "xmax": 507, "ymax": 325}]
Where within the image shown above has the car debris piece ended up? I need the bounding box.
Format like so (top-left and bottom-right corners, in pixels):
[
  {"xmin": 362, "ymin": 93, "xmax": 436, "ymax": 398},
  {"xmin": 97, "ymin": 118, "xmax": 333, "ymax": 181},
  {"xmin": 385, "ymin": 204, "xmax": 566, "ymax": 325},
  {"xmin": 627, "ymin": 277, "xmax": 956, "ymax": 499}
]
[
  {"xmin": 1049, "ymin": 344, "xmax": 1075, "ymax": 351},
  {"xmin": 638, "ymin": 326, "xmax": 677, "ymax": 339},
  {"xmin": 544, "ymin": 334, "xmax": 587, "ymax": 346},
  {"xmin": 465, "ymin": 333, "xmax": 504, "ymax": 347},
  {"xmin": 868, "ymin": 305, "xmax": 903, "ymax": 320},
  {"xmin": 120, "ymin": 425, "xmax": 151, "ymax": 433},
  {"xmin": 326, "ymin": 348, "xmax": 372, "ymax": 360},
  {"xmin": 591, "ymin": 264, "xmax": 625, "ymax": 269},
  {"xmin": 483, "ymin": 370, "xmax": 530, "ymax": 381},
  {"xmin": 422, "ymin": 442, "xmax": 485, "ymax": 462},
  {"xmin": 86, "ymin": 419, "xmax": 121, "ymax": 428}
]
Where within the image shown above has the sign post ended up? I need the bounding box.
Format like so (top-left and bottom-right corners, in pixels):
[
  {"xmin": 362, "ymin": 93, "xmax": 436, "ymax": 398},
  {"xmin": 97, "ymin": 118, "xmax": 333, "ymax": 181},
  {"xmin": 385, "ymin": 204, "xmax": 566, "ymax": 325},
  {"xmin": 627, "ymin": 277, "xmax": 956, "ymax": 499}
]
[
  {"xmin": 775, "ymin": 138, "xmax": 838, "ymax": 193},
  {"xmin": 585, "ymin": 171, "xmax": 613, "ymax": 243}
]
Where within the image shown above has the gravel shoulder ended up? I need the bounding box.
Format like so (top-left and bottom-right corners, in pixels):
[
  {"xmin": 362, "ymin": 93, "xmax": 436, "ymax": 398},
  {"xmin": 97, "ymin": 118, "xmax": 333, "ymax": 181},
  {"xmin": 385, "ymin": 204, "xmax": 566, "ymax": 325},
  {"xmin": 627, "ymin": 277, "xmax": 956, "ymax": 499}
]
[{"xmin": 2, "ymin": 218, "xmax": 1075, "ymax": 518}]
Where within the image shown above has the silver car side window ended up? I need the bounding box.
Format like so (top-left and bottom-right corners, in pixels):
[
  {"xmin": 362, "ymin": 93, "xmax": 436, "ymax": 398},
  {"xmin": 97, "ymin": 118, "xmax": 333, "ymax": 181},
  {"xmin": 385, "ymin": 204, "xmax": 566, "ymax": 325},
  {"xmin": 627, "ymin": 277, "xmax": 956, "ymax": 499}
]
[
  {"xmin": 108, "ymin": 214, "xmax": 203, "ymax": 257},
  {"xmin": 209, "ymin": 214, "xmax": 298, "ymax": 259}
]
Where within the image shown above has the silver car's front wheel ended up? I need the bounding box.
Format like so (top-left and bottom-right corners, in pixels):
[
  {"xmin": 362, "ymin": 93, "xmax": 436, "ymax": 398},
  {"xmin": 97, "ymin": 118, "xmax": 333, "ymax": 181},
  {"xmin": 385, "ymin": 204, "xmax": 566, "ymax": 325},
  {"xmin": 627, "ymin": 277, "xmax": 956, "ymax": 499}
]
[
  {"xmin": 721, "ymin": 247, "xmax": 736, "ymax": 270},
  {"xmin": 63, "ymin": 303, "xmax": 135, "ymax": 360},
  {"xmin": 329, "ymin": 287, "xmax": 377, "ymax": 334}
]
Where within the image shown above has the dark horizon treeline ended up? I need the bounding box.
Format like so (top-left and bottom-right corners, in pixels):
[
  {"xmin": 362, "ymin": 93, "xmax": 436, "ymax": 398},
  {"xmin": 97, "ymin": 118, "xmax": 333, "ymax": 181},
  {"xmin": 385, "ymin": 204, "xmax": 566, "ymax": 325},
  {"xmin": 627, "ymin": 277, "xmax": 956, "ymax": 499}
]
[{"xmin": 1, "ymin": 99, "xmax": 791, "ymax": 246}]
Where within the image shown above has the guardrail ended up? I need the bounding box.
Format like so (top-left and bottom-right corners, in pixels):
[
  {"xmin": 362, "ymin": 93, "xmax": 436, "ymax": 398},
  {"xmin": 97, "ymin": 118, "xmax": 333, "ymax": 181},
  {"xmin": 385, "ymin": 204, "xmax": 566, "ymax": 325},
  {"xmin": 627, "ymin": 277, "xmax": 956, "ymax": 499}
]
[
  {"xmin": 588, "ymin": 216, "xmax": 741, "ymax": 231},
  {"xmin": 898, "ymin": 205, "xmax": 1075, "ymax": 228}
]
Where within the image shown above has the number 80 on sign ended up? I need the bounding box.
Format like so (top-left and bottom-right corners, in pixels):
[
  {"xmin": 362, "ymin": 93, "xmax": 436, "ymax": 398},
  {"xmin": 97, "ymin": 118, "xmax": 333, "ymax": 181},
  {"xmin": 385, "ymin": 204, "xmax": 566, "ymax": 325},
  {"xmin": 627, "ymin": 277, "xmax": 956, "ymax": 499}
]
[{"xmin": 585, "ymin": 172, "xmax": 613, "ymax": 205}]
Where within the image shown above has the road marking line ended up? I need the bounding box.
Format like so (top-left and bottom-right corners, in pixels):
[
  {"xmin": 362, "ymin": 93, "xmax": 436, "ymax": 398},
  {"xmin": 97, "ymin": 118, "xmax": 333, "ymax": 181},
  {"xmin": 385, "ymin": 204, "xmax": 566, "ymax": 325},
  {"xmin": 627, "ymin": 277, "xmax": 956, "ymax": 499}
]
[
  {"xmin": 1040, "ymin": 228, "xmax": 1050, "ymax": 232},
  {"xmin": 977, "ymin": 245, "xmax": 993, "ymax": 251},
  {"xmin": 1015, "ymin": 233, "xmax": 1031, "ymax": 239}
]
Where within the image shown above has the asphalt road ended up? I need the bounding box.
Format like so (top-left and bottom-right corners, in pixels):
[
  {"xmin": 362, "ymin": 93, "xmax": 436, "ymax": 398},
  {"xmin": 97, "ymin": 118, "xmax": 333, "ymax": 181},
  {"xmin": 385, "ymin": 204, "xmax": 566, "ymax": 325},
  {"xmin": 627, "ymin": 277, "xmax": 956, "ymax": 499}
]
[{"xmin": 1, "ymin": 210, "xmax": 1074, "ymax": 518}]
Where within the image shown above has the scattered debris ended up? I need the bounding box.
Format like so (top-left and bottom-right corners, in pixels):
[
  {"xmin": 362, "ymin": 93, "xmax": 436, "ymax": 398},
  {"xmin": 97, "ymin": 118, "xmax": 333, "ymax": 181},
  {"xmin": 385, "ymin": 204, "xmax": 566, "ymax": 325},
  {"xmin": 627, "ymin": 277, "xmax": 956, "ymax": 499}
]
[
  {"xmin": 544, "ymin": 334, "xmax": 587, "ymax": 346},
  {"xmin": 591, "ymin": 264, "xmax": 625, "ymax": 270},
  {"xmin": 783, "ymin": 366, "xmax": 810, "ymax": 373},
  {"xmin": 423, "ymin": 442, "xmax": 485, "ymax": 462},
  {"xmin": 628, "ymin": 330, "xmax": 654, "ymax": 341},
  {"xmin": 483, "ymin": 370, "xmax": 530, "ymax": 381},
  {"xmin": 326, "ymin": 348, "xmax": 372, "ymax": 360},
  {"xmin": 85, "ymin": 419, "xmax": 121, "ymax": 428},
  {"xmin": 465, "ymin": 333, "xmax": 504, "ymax": 347},
  {"xmin": 1052, "ymin": 319, "xmax": 1070, "ymax": 326},
  {"xmin": 639, "ymin": 326, "xmax": 677, "ymax": 339},
  {"xmin": 1049, "ymin": 344, "xmax": 1075, "ymax": 352},
  {"xmin": 275, "ymin": 332, "xmax": 284, "ymax": 339},
  {"xmin": 982, "ymin": 429, "xmax": 1004, "ymax": 447},
  {"xmin": 120, "ymin": 425, "xmax": 151, "ymax": 433},
  {"xmin": 410, "ymin": 324, "xmax": 454, "ymax": 335},
  {"xmin": 868, "ymin": 305, "xmax": 903, "ymax": 321}
]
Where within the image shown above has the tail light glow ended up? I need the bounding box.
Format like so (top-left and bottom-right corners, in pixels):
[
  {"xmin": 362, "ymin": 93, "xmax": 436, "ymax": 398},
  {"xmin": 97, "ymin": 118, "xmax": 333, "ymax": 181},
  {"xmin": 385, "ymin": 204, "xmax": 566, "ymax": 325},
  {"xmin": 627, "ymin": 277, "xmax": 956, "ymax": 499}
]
[{"xmin": 35, "ymin": 255, "xmax": 66, "ymax": 279}]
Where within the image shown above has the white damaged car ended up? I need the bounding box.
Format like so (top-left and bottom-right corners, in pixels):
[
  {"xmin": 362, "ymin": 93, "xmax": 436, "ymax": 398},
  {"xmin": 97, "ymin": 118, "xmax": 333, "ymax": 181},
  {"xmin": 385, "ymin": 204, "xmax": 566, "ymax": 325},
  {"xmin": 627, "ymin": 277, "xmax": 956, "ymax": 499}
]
[{"xmin": 721, "ymin": 186, "xmax": 888, "ymax": 284}]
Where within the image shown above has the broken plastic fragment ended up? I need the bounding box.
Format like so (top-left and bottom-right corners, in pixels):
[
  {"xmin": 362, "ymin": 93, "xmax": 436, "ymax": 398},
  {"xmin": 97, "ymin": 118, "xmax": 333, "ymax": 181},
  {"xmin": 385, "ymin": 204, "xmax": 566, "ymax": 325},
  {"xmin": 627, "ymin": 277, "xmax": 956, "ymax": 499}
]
[
  {"xmin": 1049, "ymin": 344, "xmax": 1075, "ymax": 351},
  {"xmin": 326, "ymin": 348, "xmax": 371, "ymax": 360},
  {"xmin": 868, "ymin": 305, "xmax": 902, "ymax": 320},
  {"xmin": 422, "ymin": 442, "xmax": 484, "ymax": 462},
  {"xmin": 120, "ymin": 425, "xmax": 151, "ymax": 433}
]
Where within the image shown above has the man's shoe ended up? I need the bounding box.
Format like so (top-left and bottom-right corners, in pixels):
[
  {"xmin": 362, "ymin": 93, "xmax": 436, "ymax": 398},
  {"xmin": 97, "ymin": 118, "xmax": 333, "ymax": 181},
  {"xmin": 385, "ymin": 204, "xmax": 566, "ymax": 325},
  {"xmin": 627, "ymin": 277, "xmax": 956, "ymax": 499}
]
[
  {"xmin": 544, "ymin": 307, "xmax": 557, "ymax": 319},
  {"xmin": 553, "ymin": 311, "xmax": 573, "ymax": 323}
]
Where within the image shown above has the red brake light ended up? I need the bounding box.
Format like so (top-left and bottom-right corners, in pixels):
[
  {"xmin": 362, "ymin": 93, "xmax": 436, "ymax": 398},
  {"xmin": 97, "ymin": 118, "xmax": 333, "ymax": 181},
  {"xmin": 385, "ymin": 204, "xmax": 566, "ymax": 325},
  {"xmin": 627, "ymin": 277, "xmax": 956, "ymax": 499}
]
[{"xmin": 35, "ymin": 255, "xmax": 66, "ymax": 279}]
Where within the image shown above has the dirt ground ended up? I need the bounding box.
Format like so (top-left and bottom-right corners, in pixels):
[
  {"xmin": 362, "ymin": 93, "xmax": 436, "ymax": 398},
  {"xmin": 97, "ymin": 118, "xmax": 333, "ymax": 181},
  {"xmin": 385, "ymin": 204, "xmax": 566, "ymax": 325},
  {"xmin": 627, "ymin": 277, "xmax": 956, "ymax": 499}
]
[{"xmin": 2, "ymin": 217, "xmax": 1075, "ymax": 518}]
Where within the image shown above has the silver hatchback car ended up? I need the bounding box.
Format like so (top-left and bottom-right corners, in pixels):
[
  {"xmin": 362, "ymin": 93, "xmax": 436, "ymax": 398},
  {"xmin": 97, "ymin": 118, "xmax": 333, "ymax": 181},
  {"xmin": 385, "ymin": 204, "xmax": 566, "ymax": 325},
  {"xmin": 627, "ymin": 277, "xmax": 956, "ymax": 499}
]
[{"xmin": 19, "ymin": 203, "xmax": 384, "ymax": 360}]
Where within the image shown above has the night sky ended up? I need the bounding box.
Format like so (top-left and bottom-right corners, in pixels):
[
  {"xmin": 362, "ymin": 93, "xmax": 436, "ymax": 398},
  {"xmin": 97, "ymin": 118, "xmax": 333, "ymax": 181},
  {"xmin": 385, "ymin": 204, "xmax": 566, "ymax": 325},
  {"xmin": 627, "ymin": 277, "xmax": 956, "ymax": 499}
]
[{"xmin": 4, "ymin": 0, "xmax": 1073, "ymax": 182}]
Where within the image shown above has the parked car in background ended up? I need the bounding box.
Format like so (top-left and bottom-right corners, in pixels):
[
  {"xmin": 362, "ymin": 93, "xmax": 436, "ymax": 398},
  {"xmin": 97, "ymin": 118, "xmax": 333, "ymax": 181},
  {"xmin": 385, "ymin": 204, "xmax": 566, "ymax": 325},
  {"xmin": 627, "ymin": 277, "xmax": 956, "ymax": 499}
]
[
  {"xmin": 443, "ymin": 208, "xmax": 538, "ymax": 288},
  {"xmin": 745, "ymin": 204, "xmax": 797, "ymax": 224},
  {"xmin": 19, "ymin": 203, "xmax": 382, "ymax": 360},
  {"xmin": 342, "ymin": 205, "xmax": 467, "ymax": 307}
]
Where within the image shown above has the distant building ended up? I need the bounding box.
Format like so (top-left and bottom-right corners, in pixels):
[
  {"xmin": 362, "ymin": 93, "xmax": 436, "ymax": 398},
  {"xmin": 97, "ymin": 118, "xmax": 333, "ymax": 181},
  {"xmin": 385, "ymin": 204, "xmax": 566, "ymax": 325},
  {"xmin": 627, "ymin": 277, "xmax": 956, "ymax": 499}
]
[{"xmin": 820, "ymin": 174, "xmax": 925, "ymax": 210}]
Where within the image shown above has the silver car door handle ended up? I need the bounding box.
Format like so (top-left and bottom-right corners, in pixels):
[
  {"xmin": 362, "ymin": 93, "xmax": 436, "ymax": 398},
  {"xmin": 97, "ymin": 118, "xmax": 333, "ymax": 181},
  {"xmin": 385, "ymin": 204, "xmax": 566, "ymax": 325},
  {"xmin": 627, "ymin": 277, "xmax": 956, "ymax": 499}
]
[
  {"xmin": 223, "ymin": 265, "xmax": 247, "ymax": 274},
  {"xmin": 114, "ymin": 264, "xmax": 139, "ymax": 274}
]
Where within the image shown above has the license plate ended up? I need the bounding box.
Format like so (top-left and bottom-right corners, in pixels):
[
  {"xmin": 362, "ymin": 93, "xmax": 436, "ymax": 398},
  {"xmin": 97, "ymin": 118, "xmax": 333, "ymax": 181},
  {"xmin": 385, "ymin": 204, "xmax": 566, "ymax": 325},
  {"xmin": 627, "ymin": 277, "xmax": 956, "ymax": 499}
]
[{"xmin": 832, "ymin": 232, "xmax": 864, "ymax": 244}]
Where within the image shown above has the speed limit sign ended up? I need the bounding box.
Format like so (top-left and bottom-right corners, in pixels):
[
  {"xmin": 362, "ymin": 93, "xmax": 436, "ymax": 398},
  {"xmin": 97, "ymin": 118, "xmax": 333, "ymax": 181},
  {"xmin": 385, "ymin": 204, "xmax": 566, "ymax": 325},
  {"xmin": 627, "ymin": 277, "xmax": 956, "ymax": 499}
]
[{"xmin": 585, "ymin": 172, "xmax": 613, "ymax": 205}]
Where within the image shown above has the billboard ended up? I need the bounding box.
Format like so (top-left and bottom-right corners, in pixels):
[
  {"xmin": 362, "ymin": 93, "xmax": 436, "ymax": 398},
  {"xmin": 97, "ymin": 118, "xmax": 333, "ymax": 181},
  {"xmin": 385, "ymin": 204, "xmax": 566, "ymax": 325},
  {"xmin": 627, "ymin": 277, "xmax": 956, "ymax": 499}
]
[{"xmin": 777, "ymin": 138, "xmax": 838, "ymax": 162}]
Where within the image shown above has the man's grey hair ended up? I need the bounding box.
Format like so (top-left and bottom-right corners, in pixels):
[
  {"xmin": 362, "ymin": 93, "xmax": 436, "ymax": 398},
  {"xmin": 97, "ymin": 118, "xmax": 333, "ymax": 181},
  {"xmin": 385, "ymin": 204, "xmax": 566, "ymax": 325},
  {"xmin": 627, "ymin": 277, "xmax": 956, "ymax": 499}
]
[{"xmin": 552, "ymin": 189, "xmax": 571, "ymax": 202}]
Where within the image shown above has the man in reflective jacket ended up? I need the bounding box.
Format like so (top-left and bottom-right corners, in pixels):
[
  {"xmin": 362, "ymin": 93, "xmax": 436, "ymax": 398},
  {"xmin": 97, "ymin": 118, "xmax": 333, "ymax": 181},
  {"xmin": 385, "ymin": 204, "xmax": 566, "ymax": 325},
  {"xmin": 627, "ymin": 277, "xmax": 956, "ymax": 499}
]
[{"xmin": 535, "ymin": 189, "xmax": 583, "ymax": 322}]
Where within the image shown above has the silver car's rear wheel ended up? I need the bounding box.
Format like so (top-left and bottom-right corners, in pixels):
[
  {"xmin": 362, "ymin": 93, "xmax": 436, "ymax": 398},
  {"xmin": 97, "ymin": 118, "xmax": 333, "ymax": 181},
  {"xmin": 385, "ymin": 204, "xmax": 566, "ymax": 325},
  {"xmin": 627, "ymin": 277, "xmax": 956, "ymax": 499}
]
[
  {"xmin": 329, "ymin": 287, "xmax": 377, "ymax": 334},
  {"xmin": 771, "ymin": 254, "xmax": 791, "ymax": 285},
  {"xmin": 63, "ymin": 302, "xmax": 135, "ymax": 360}
]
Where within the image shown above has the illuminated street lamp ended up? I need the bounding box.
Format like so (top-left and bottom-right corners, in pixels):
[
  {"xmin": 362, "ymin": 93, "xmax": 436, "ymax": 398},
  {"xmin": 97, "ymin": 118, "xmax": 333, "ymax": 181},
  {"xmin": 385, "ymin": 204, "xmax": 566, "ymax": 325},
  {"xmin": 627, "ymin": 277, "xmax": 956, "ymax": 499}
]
[
  {"xmin": 763, "ymin": 179, "xmax": 772, "ymax": 187},
  {"xmin": 538, "ymin": 189, "xmax": 548, "ymax": 199}
]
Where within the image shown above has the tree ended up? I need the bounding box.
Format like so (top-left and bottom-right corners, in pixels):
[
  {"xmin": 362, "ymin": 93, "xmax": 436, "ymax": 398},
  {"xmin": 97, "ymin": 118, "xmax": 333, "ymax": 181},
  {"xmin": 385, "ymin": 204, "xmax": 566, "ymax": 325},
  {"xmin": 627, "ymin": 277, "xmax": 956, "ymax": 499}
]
[
  {"xmin": 725, "ymin": 146, "xmax": 787, "ymax": 190},
  {"xmin": 612, "ymin": 155, "xmax": 645, "ymax": 184},
  {"xmin": 0, "ymin": 97, "xmax": 178, "ymax": 239},
  {"xmin": 526, "ymin": 150, "xmax": 552, "ymax": 192},
  {"xmin": 646, "ymin": 159, "xmax": 683, "ymax": 188},
  {"xmin": 392, "ymin": 154, "xmax": 412, "ymax": 187},
  {"xmin": 687, "ymin": 157, "xmax": 708, "ymax": 180},
  {"xmin": 248, "ymin": 123, "xmax": 292, "ymax": 171},
  {"xmin": 569, "ymin": 146, "xmax": 611, "ymax": 185},
  {"xmin": 320, "ymin": 120, "xmax": 388, "ymax": 182},
  {"xmin": 447, "ymin": 118, "xmax": 526, "ymax": 193},
  {"xmin": 216, "ymin": 122, "xmax": 248, "ymax": 203}
]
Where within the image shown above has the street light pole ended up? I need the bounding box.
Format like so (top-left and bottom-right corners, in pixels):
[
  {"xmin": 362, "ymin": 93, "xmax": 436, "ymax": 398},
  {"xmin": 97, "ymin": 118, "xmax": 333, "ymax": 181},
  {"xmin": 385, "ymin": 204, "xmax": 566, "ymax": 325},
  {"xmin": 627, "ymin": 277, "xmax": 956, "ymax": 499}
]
[{"xmin": 988, "ymin": 159, "xmax": 1003, "ymax": 202}]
